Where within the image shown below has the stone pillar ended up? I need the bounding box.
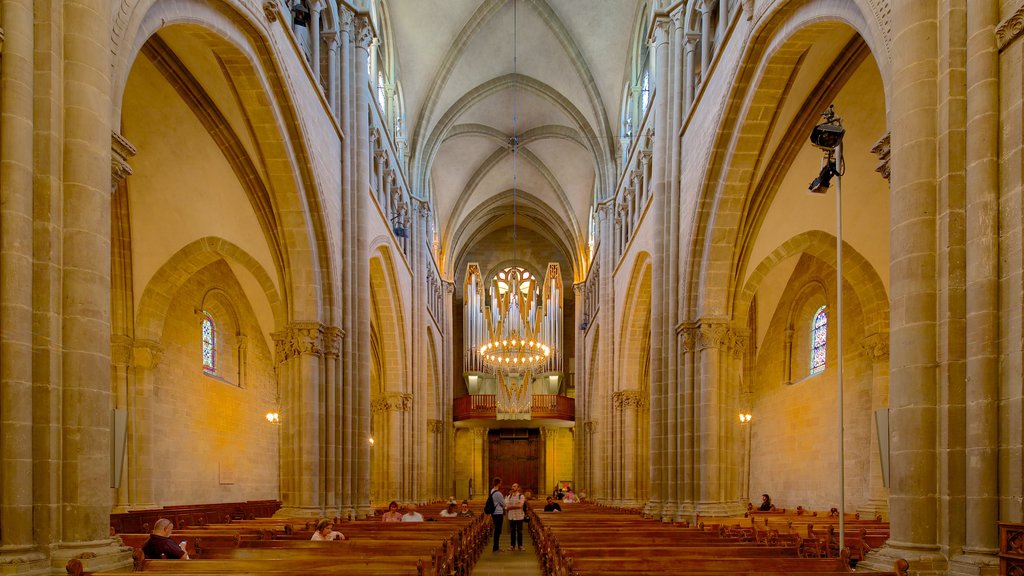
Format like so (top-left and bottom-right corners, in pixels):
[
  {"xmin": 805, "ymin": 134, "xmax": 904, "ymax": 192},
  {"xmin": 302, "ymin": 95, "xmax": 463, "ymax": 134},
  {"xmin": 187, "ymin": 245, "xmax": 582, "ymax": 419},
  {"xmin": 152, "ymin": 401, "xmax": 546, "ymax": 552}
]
[
  {"xmin": 309, "ymin": 2, "xmax": 322, "ymax": 89},
  {"xmin": 858, "ymin": 332, "xmax": 889, "ymax": 521},
  {"xmin": 862, "ymin": 0, "xmax": 945, "ymax": 572},
  {"xmin": 595, "ymin": 203, "xmax": 615, "ymax": 501},
  {"xmin": 326, "ymin": 32, "xmax": 338, "ymax": 115},
  {"xmin": 60, "ymin": 0, "xmax": 115, "ymax": 545},
  {"xmin": 677, "ymin": 325, "xmax": 697, "ymax": 521},
  {"xmin": 572, "ymin": 283, "xmax": 586, "ymax": 491},
  {"xmin": 0, "ymin": 0, "xmax": 36, "ymax": 557},
  {"xmin": 473, "ymin": 427, "xmax": 489, "ymax": 496},
  {"xmin": 958, "ymin": 0, "xmax": 1000, "ymax": 568},
  {"xmin": 324, "ymin": 326, "xmax": 342, "ymax": 513},
  {"xmin": 427, "ymin": 420, "xmax": 444, "ymax": 500},
  {"xmin": 782, "ymin": 328, "xmax": 794, "ymax": 384},
  {"xmin": 337, "ymin": 5, "xmax": 356, "ymax": 519},
  {"xmin": 696, "ymin": 321, "xmax": 730, "ymax": 515},
  {"xmin": 353, "ymin": 14, "xmax": 375, "ymax": 518},
  {"xmin": 614, "ymin": 390, "xmax": 646, "ymax": 507},
  {"xmin": 273, "ymin": 323, "xmax": 324, "ymax": 515},
  {"xmin": 128, "ymin": 340, "xmax": 163, "ymax": 512}
]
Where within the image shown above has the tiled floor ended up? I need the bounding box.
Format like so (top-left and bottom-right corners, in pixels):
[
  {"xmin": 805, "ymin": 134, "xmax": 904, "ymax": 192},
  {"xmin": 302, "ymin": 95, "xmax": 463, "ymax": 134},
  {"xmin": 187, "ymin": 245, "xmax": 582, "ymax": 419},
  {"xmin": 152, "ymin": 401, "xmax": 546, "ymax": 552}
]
[{"xmin": 472, "ymin": 526, "xmax": 543, "ymax": 576}]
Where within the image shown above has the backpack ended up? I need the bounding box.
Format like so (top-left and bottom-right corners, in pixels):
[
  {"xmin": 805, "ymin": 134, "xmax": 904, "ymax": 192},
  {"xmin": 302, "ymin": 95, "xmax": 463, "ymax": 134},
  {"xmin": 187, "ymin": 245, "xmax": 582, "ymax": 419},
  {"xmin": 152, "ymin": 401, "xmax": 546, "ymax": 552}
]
[{"xmin": 484, "ymin": 490, "xmax": 497, "ymax": 514}]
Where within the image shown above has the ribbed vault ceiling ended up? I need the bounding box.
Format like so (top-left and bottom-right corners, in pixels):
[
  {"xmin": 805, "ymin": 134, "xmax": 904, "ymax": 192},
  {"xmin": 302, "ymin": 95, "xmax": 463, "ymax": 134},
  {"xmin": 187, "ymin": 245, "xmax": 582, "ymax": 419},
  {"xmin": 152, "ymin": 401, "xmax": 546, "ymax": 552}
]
[{"xmin": 391, "ymin": 0, "xmax": 639, "ymax": 278}]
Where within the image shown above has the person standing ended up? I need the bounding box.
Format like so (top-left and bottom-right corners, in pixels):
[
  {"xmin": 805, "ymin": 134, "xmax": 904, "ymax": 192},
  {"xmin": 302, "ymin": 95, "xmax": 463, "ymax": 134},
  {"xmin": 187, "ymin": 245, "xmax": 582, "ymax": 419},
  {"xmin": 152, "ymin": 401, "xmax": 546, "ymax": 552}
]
[
  {"xmin": 488, "ymin": 477, "xmax": 506, "ymax": 552},
  {"xmin": 505, "ymin": 482, "xmax": 526, "ymax": 551}
]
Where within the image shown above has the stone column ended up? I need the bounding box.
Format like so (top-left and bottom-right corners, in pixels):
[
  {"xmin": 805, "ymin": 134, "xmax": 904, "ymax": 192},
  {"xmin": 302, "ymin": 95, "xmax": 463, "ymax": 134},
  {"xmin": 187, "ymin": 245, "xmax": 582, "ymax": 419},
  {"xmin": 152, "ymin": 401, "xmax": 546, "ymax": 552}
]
[
  {"xmin": 427, "ymin": 420, "xmax": 444, "ymax": 500},
  {"xmin": 615, "ymin": 390, "xmax": 646, "ymax": 507},
  {"xmin": 353, "ymin": 14, "xmax": 375, "ymax": 518},
  {"xmin": 60, "ymin": 0, "xmax": 115, "ymax": 545},
  {"xmin": 324, "ymin": 326, "xmax": 342, "ymax": 513},
  {"xmin": 782, "ymin": 328, "xmax": 794, "ymax": 384},
  {"xmin": 858, "ymin": 332, "xmax": 889, "ymax": 520},
  {"xmin": 0, "ymin": 0, "xmax": 36, "ymax": 557},
  {"xmin": 959, "ymin": 0, "xmax": 1000, "ymax": 567},
  {"xmin": 309, "ymin": 2, "xmax": 322, "ymax": 89},
  {"xmin": 595, "ymin": 203, "xmax": 615, "ymax": 501},
  {"xmin": 645, "ymin": 11, "xmax": 671, "ymax": 520},
  {"xmin": 572, "ymin": 283, "xmax": 586, "ymax": 490},
  {"xmin": 128, "ymin": 340, "xmax": 162, "ymax": 512},
  {"xmin": 325, "ymin": 32, "xmax": 338, "ymax": 115},
  {"xmin": 862, "ymin": 0, "xmax": 945, "ymax": 571},
  {"xmin": 274, "ymin": 323, "xmax": 324, "ymax": 515},
  {"xmin": 696, "ymin": 321, "xmax": 730, "ymax": 515},
  {"xmin": 442, "ymin": 280, "xmax": 455, "ymax": 500},
  {"xmin": 677, "ymin": 325, "xmax": 697, "ymax": 521}
]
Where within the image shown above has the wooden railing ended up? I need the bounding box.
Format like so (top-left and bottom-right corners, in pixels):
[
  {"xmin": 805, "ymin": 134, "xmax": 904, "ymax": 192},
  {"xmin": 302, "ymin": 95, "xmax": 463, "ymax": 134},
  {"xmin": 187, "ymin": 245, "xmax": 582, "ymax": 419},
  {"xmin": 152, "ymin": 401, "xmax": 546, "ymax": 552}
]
[{"xmin": 453, "ymin": 394, "xmax": 574, "ymax": 422}]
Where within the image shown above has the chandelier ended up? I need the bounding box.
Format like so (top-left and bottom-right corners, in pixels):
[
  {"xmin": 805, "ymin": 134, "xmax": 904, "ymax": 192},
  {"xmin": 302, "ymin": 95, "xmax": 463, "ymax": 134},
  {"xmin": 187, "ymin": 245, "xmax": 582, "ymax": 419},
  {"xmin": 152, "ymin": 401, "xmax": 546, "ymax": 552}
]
[{"xmin": 479, "ymin": 266, "xmax": 552, "ymax": 374}]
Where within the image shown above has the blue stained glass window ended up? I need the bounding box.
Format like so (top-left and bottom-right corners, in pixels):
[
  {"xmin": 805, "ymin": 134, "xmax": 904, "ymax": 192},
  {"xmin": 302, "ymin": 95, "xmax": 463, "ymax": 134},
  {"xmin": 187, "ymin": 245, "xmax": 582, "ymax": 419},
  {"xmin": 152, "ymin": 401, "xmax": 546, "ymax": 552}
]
[
  {"xmin": 810, "ymin": 306, "xmax": 827, "ymax": 375},
  {"xmin": 202, "ymin": 312, "xmax": 216, "ymax": 374}
]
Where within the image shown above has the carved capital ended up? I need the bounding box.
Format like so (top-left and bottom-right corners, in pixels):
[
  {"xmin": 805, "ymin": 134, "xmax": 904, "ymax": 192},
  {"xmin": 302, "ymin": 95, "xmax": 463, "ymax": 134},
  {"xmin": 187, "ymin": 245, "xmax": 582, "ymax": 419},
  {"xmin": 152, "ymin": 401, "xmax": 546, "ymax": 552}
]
[
  {"xmin": 111, "ymin": 335, "xmax": 134, "ymax": 366},
  {"xmin": 443, "ymin": 280, "xmax": 455, "ymax": 295},
  {"xmin": 132, "ymin": 339, "xmax": 164, "ymax": 371},
  {"xmin": 678, "ymin": 324, "xmax": 698, "ymax": 354},
  {"xmin": 697, "ymin": 322, "xmax": 731, "ymax": 350},
  {"xmin": 870, "ymin": 132, "xmax": 891, "ymax": 182},
  {"xmin": 355, "ymin": 16, "xmax": 374, "ymax": 51},
  {"xmin": 998, "ymin": 6, "xmax": 1024, "ymax": 51},
  {"xmin": 612, "ymin": 389, "xmax": 646, "ymax": 410},
  {"xmin": 371, "ymin": 392, "xmax": 413, "ymax": 413},
  {"xmin": 340, "ymin": 8, "xmax": 354, "ymax": 34},
  {"xmin": 263, "ymin": 0, "xmax": 280, "ymax": 22},
  {"xmin": 582, "ymin": 420, "xmax": 597, "ymax": 435},
  {"xmin": 572, "ymin": 282, "xmax": 585, "ymax": 295},
  {"xmin": 272, "ymin": 322, "xmax": 327, "ymax": 363},
  {"xmin": 427, "ymin": 419, "xmax": 446, "ymax": 433},
  {"xmin": 323, "ymin": 326, "xmax": 343, "ymax": 359},
  {"xmin": 860, "ymin": 332, "xmax": 889, "ymax": 362},
  {"xmin": 111, "ymin": 131, "xmax": 137, "ymax": 191},
  {"xmin": 472, "ymin": 427, "xmax": 489, "ymax": 440}
]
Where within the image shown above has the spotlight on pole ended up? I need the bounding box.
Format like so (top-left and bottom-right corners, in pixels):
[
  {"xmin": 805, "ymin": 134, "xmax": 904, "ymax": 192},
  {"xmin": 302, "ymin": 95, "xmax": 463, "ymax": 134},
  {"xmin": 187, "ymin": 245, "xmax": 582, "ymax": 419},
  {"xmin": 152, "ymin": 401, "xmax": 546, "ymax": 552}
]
[{"xmin": 808, "ymin": 105, "xmax": 845, "ymax": 193}]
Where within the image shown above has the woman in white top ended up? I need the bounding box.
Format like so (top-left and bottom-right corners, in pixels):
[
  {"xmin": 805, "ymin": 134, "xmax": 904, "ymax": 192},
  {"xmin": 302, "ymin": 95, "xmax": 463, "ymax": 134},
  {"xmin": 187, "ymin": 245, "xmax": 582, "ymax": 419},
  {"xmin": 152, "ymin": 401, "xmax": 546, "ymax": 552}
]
[
  {"xmin": 310, "ymin": 519, "xmax": 345, "ymax": 541},
  {"xmin": 439, "ymin": 503, "xmax": 458, "ymax": 517},
  {"xmin": 505, "ymin": 483, "xmax": 526, "ymax": 551}
]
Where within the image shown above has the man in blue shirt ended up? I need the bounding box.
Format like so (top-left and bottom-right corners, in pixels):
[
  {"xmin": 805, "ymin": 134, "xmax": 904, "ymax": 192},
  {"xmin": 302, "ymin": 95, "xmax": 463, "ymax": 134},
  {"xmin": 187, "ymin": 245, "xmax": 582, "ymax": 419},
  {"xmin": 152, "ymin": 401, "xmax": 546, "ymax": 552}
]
[{"xmin": 489, "ymin": 477, "xmax": 506, "ymax": 552}]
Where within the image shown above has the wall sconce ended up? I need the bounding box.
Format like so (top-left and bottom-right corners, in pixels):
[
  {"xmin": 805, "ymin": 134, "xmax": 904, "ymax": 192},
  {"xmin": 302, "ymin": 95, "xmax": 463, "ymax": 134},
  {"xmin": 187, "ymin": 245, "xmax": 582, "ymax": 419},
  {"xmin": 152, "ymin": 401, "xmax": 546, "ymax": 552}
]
[
  {"xmin": 265, "ymin": 412, "xmax": 280, "ymax": 424},
  {"xmin": 368, "ymin": 436, "xmax": 375, "ymax": 446},
  {"xmin": 738, "ymin": 412, "xmax": 752, "ymax": 423}
]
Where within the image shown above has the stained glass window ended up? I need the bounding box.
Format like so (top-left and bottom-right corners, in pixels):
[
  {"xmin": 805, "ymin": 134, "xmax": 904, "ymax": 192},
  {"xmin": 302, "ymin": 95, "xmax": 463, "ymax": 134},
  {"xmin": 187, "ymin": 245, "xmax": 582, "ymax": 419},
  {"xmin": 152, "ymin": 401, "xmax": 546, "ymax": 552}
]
[
  {"xmin": 810, "ymin": 305, "xmax": 827, "ymax": 375},
  {"xmin": 640, "ymin": 69, "xmax": 651, "ymax": 114},
  {"xmin": 202, "ymin": 312, "xmax": 216, "ymax": 374},
  {"xmin": 377, "ymin": 71, "xmax": 387, "ymax": 113}
]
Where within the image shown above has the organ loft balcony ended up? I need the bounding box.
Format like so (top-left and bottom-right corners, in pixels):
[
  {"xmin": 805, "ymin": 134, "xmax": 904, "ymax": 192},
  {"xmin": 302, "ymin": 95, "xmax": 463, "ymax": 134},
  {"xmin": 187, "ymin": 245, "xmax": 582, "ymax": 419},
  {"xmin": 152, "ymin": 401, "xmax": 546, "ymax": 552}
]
[{"xmin": 453, "ymin": 394, "xmax": 575, "ymax": 425}]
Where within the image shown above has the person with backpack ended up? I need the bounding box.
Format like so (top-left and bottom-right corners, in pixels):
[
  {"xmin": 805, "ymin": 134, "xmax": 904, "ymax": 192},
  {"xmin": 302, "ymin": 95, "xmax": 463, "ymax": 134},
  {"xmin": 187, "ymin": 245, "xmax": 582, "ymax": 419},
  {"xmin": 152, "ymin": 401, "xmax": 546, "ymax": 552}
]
[{"xmin": 485, "ymin": 477, "xmax": 506, "ymax": 552}]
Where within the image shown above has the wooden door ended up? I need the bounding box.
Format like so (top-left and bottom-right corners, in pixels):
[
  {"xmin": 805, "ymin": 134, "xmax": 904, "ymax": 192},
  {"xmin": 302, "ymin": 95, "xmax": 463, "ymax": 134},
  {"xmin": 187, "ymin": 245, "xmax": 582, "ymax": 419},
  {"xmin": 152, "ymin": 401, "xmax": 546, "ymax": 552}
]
[{"xmin": 488, "ymin": 429, "xmax": 540, "ymax": 496}]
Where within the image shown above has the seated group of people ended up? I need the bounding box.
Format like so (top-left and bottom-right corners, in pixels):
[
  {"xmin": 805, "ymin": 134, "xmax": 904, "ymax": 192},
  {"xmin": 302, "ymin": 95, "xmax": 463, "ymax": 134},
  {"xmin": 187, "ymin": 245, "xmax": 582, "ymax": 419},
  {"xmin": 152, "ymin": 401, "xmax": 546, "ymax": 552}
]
[
  {"xmin": 382, "ymin": 499, "xmax": 475, "ymax": 522},
  {"xmin": 550, "ymin": 485, "xmax": 580, "ymax": 503}
]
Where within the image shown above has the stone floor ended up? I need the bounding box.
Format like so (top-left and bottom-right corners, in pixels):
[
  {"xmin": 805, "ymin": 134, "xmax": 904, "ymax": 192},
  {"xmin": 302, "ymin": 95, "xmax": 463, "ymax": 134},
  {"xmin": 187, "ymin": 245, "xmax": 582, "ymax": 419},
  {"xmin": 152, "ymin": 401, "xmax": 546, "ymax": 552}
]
[{"xmin": 472, "ymin": 524, "xmax": 543, "ymax": 576}]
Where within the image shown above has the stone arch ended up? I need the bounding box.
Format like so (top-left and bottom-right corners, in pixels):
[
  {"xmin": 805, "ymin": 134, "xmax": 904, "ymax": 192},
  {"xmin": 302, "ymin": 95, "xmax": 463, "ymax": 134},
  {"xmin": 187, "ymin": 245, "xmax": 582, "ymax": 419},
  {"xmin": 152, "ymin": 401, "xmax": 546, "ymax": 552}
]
[
  {"xmin": 369, "ymin": 245, "xmax": 408, "ymax": 395},
  {"xmin": 685, "ymin": 1, "xmax": 889, "ymax": 323},
  {"xmin": 618, "ymin": 252, "xmax": 653, "ymax": 391},
  {"xmin": 734, "ymin": 230, "xmax": 889, "ymax": 339},
  {"xmin": 113, "ymin": 0, "xmax": 331, "ymax": 324},
  {"xmin": 135, "ymin": 237, "xmax": 284, "ymax": 343}
]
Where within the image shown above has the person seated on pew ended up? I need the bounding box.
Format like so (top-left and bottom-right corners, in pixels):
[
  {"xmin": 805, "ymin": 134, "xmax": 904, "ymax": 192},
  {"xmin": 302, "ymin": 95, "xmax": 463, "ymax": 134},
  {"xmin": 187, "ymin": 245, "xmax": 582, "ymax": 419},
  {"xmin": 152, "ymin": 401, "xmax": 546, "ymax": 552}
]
[
  {"xmin": 402, "ymin": 503, "xmax": 424, "ymax": 522},
  {"xmin": 562, "ymin": 487, "xmax": 577, "ymax": 503},
  {"xmin": 457, "ymin": 500, "xmax": 474, "ymax": 518},
  {"xmin": 310, "ymin": 519, "xmax": 346, "ymax": 541},
  {"xmin": 543, "ymin": 496, "xmax": 561, "ymax": 512},
  {"xmin": 383, "ymin": 501, "xmax": 403, "ymax": 522},
  {"xmin": 142, "ymin": 518, "xmax": 189, "ymax": 560},
  {"xmin": 439, "ymin": 503, "xmax": 458, "ymax": 518},
  {"xmin": 758, "ymin": 493, "xmax": 774, "ymax": 511}
]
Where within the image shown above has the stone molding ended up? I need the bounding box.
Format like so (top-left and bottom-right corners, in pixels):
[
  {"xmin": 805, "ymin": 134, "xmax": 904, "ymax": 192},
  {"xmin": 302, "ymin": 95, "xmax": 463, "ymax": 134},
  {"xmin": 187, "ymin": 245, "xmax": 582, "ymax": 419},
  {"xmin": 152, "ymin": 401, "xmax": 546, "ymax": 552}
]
[
  {"xmin": 997, "ymin": 5, "xmax": 1024, "ymax": 51},
  {"xmin": 870, "ymin": 132, "xmax": 891, "ymax": 182},
  {"xmin": 340, "ymin": 8, "xmax": 354, "ymax": 34},
  {"xmin": 678, "ymin": 324, "xmax": 697, "ymax": 354},
  {"xmin": 371, "ymin": 392, "xmax": 413, "ymax": 414},
  {"xmin": 860, "ymin": 332, "xmax": 889, "ymax": 362},
  {"xmin": 582, "ymin": 421, "xmax": 597, "ymax": 434},
  {"xmin": 472, "ymin": 427, "xmax": 488, "ymax": 440},
  {"xmin": 612, "ymin": 389, "xmax": 647, "ymax": 410},
  {"xmin": 442, "ymin": 280, "xmax": 455, "ymax": 295},
  {"xmin": 427, "ymin": 419, "xmax": 445, "ymax": 433}
]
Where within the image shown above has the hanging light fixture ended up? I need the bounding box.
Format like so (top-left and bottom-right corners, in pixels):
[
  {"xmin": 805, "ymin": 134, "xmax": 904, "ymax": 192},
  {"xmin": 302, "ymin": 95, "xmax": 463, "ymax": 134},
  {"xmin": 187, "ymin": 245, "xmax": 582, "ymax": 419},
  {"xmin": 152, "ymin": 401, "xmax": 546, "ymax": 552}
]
[{"xmin": 475, "ymin": 0, "xmax": 553, "ymax": 417}]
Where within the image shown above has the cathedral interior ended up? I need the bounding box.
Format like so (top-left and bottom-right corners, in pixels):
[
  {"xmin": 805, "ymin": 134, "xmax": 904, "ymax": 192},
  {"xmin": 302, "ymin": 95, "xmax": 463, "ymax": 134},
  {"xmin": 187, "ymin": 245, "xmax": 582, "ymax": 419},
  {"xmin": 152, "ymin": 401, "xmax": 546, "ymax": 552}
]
[{"xmin": 1, "ymin": 0, "xmax": 1023, "ymax": 574}]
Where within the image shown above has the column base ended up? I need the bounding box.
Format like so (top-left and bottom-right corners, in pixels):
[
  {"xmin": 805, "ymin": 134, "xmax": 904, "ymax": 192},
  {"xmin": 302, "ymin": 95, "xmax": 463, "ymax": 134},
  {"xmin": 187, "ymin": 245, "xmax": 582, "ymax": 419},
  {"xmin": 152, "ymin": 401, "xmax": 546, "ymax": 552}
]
[
  {"xmin": 857, "ymin": 497, "xmax": 889, "ymax": 521},
  {"xmin": 859, "ymin": 542, "xmax": 946, "ymax": 575},
  {"xmin": 947, "ymin": 552, "xmax": 1000, "ymax": 576},
  {"xmin": 696, "ymin": 500, "xmax": 745, "ymax": 517},
  {"xmin": 0, "ymin": 547, "xmax": 48, "ymax": 576},
  {"xmin": 355, "ymin": 504, "xmax": 376, "ymax": 519},
  {"xmin": 111, "ymin": 502, "xmax": 160, "ymax": 514},
  {"xmin": 642, "ymin": 498, "xmax": 662, "ymax": 519},
  {"xmin": 50, "ymin": 540, "xmax": 133, "ymax": 575}
]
